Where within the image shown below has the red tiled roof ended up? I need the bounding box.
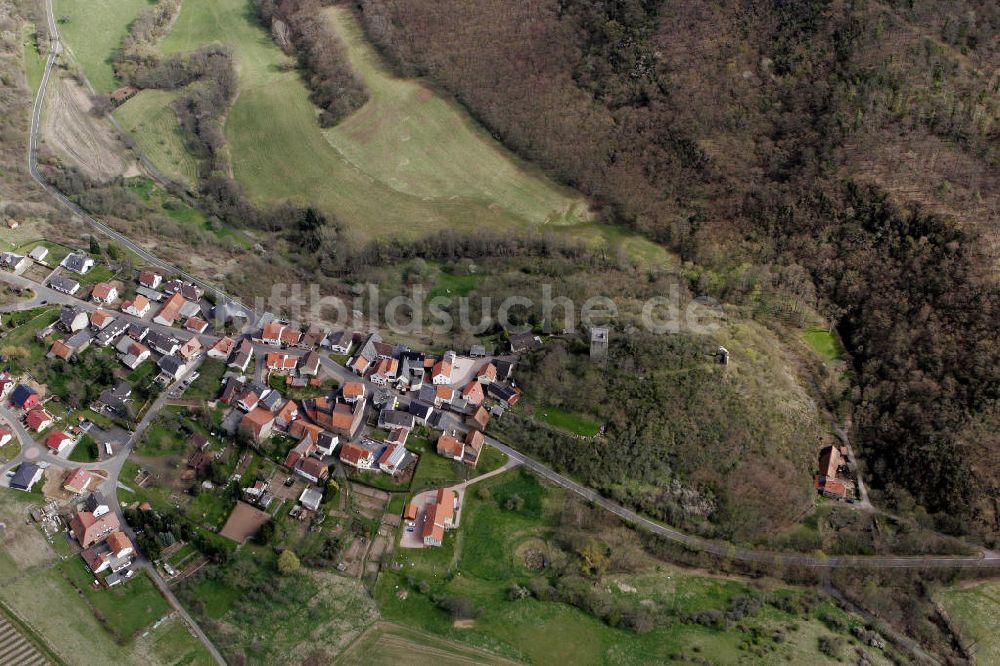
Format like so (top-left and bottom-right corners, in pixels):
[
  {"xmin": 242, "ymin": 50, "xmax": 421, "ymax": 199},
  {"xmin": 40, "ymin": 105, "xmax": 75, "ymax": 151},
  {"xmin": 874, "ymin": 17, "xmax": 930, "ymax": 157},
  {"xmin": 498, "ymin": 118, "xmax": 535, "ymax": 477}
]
[
  {"xmin": 340, "ymin": 442, "xmax": 371, "ymax": 466},
  {"xmin": 436, "ymin": 433, "xmax": 464, "ymax": 458},
  {"xmin": 91, "ymin": 282, "xmax": 116, "ymax": 300},
  {"xmin": 45, "ymin": 431, "xmax": 71, "ymax": 450}
]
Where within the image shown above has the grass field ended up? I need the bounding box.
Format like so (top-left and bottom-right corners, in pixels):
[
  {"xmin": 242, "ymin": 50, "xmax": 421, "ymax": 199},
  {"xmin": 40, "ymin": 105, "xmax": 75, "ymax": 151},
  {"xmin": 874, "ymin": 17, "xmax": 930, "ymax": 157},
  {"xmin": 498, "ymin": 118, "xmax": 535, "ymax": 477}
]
[
  {"xmin": 22, "ymin": 24, "xmax": 47, "ymax": 97},
  {"xmin": 534, "ymin": 405, "xmax": 601, "ymax": 438},
  {"xmin": 59, "ymin": 558, "xmax": 170, "ymax": 641},
  {"xmin": 802, "ymin": 328, "xmax": 845, "ymax": 362},
  {"xmin": 53, "ymin": 0, "xmax": 154, "ymax": 93},
  {"xmin": 114, "ymin": 0, "xmax": 587, "ymax": 243},
  {"xmin": 115, "ymin": 90, "xmax": 200, "ymax": 187},
  {"xmin": 939, "ymin": 581, "xmax": 1000, "ymax": 664},
  {"xmin": 336, "ymin": 622, "xmax": 522, "ymax": 666}
]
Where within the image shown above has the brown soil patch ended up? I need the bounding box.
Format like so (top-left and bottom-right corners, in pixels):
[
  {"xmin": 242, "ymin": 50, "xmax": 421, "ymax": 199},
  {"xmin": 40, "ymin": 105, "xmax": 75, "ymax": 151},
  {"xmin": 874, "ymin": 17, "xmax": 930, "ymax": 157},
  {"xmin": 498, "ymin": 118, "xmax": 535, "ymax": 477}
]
[
  {"xmin": 515, "ymin": 538, "xmax": 549, "ymax": 571},
  {"xmin": 42, "ymin": 76, "xmax": 139, "ymax": 181},
  {"xmin": 219, "ymin": 501, "xmax": 270, "ymax": 543}
]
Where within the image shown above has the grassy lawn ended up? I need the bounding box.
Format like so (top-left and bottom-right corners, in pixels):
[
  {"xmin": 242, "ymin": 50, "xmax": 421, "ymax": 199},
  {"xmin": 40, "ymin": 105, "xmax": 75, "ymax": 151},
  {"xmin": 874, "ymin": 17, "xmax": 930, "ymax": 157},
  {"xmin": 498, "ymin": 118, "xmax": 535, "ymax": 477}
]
[
  {"xmin": 115, "ymin": 91, "xmax": 200, "ymax": 187},
  {"xmin": 428, "ymin": 269, "xmax": 480, "ymax": 300},
  {"xmin": 75, "ymin": 264, "xmax": 117, "ymax": 286},
  {"xmin": 2, "ymin": 306, "xmax": 60, "ymax": 370},
  {"xmin": 124, "ymin": 0, "xmax": 588, "ymax": 244},
  {"xmin": 68, "ymin": 435, "xmax": 100, "ymax": 462},
  {"xmin": 802, "ymin": 328, "xmax": 845, "ymax": 362},
  {"xmin": 59, "ymin": 557, "xmax": 170, "ymax": 641},
  {"xmin": 534, "ymin": 404, "xmax": 601, "ymax": 438},
  {"xmin": 267, "ymin": 373, "xmax": 335, "ymax": 400},
  {"xmin": 14, "ymin": 239, "xmax": 75, "ymax": 266},
  {"xmin": 407, "ymin": 433, "xmax": 473, "ymax": 491},
  {"xmin": 186, "ymin": 359, "xmax": 227, "ymax": 400},
  {"xmin": 54, "ymin": 0, "xmax": 154, "ymax": 93},
  {"xmin": 939, "ymin": 581, "xmax": 1000, "ymax": 665},
  {"xmin": 385, "ymin": 493, "xmax": 406, "ymax": 516}
]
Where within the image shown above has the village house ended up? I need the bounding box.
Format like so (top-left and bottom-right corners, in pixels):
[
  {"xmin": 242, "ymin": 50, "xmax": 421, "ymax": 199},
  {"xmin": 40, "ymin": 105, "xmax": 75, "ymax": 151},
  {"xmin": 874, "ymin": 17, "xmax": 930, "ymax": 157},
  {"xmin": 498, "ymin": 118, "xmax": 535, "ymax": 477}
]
[
  {"xmin": 227, "ymin": 339, "xmax": 254, "ymax": 371},
  {"xmin": 265, "ymin": 352, "xmax": 297, "ymax": 374},
  {"xmin": 95, "ymin": 318, "xmax": 127, "ymax": 346},
  {"xmin": 291, "ymin": 456, "xmax": 329, "ymax": 484},
  {"xmin": 422, "ymin": 488, "xmax": 457, "ymax": 547},
  {"xmin": 48, "ymin": 338, "xmax": 73, "ymax": 361},
  {"xmin": 370, "ymin": 357, "xmax": 398, "ymax": 385},
  {"xmin": 259, "ymin": 321, "xmax": 286, "ymax": 346},
  {"xmin": 315, "ymin": 431, "xmax": 338, "ymax": 456},
  {"xmin": 274, "ymin": 399, "xmax": 299, "ymax": 430},
  {"xmin": 45, "ymin": 431, "xmax": 73, "ymax": 453},
  {"xmin": 464, "ymin": 430, "xmax": 485, "ymax": 466},
  {"xmin": 127, "ymin": 322, "xmax": 149, "ymax": 341},
  {"xmin": 138, "ymin": 271, "xmax": 162, "ymax": 289},
  {"xmin": 153, "ymin": 292, "xmax": 187, "ymax": 326},
  {"xmin": 10, "ymin": 385, "xmax": 39, "ymax": 410},
  {"xmin": 48, "ymin": 275, "xmax": 80, "ymax": 295},
  {"xmin": 158, "ymin": 354, "xmax": 188, "ymax": 382},
  {"xmin": 178, "ymin": 336, "xmax": 202, "ymax": 360},
  {"xmin": 59, "ymin": 307, "xmax": 89, "ymax": 333},
  {"xmin": 348, "ymin": 333, "xmax": 381, "ymax": 375},
  {"xmin": 476, "ymin": 361, "xmax": 497, "ymax": 384},
  {"xmin": 487, "ymin": 382, "xmax": 520, "ymax": 406},
  {"xmin": 91, "ymin": 282, "xmax": 119, "ymax": 304},
  {"xmin": 89, "ymin": 309, "xmax": 114, "ymax": 331},
  {"xmin": 340, "ymin": 442, "xmax": 375, "ymax": 470},
  {"xmin": 70, "ymin": 495, "xmax": 120, "ymax": 548},
  {"xmin": 342, "ymin": 381, "xmax": 366, "ymax": 403},
  {"xmin": 467, "ymin": 405, "xmax": 490, "ymax": 431},
  {"xmin": 121, "ymin": 294, "xmax": 151, "ymax": 317},
  {"xmin": 0, "ymin": 426, "xmax": 11, "ymax": 448},
  {"xmin": 116, "ymin": 338, "xmax": 150, "ymax": 370},
  {"xmin": 185, "ymin": 316, "xmax": 208, "ymax": 334},
  {"xmin": 436, "ymin": 432, "xmax": 465, "ymax": 461},
  {"xmin": 240, "ymin": 407, "xmax": 275, "ymax": 443},
  {"xmin": 301, "ymin": 324, "xmax": 325, "ymax": 348},
  {"xmin": 96, "ymin": 382, "xmax": 132, "ymax": 415},
  {"xmin": 280, "ymin": 326, "xmax": 302, "ymax": 347},
  {"xmin": 377, "ymin": 442, "xmax": 407, "ymax": 474},
  {"xmin": 431, "ymin": 351, "xmax": 456, "ymax": 385},
  {"xmin": 378, "ymin": 408, "xmax": 415, "ymax": 430},
  {"xmin": 28, "ymin": 246, "xmax": 48, "ymax": 262},
  {"xmin": 325, "ymin": 330, "xmax": 354, "ymax": 354},
  {"xmin": 163, "ymin": 280, "xmax": 203, "ymax": 301},
  {"xmin": 62, "ymin": 253, "xmax": 95, "ymax": 275},
  {"xmin": 387, "ymin": 426, "xmax": 409, "ymax": 447},
  {"xmin": 507, "ymin": 331, "xmax": 542, "ymax": 354},
  {"xmin": 0, "ymin": 252, "xmax": 30, "ymax": 274},
  {"xmin": 81, "ymin": 531, "xmax": 134, "ymax": 575},
  {"xmin": 63, "ymin": 467, "xmax": 98, "ymax": 494},
  {"xmin": 207, "ymin": 336, "xmax": 235, "ymax": 360},
  {"xmin": 461, "ymin": 380, "xmax": 484, "ymax": 405},
  {"xmin": 25, "ymin": 407, "xmax": 53, "ymax": 432},
  {"xmin": 9, "ymin": 463, "xmax": 42, "ymax": 492},
  {"xmin": 298, "ymin": 351, "xmax": 321, "ymax": 377},
  {"xmin": 409, "ymin": 400, "xmax": 434, "ymax": 425},
  {"xmin": 145, "ymin": 330, "xmax": 180, "ymax": 356}
]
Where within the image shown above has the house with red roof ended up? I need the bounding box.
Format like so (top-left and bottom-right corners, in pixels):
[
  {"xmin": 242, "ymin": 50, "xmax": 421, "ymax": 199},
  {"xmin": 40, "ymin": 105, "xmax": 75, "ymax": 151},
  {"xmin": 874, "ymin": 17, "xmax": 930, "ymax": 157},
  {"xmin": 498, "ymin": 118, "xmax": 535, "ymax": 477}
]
[
  {"xmin": 70, "ymin": 508, "xmax": 120, "ymax": 548},
  {"xmin": 121, "ymin": 294, "xmax": 151, "ymax": 317},
  {"xmin": 91, "ymin": 282, "xmax": 118, "ymax": 304},
  {"xmin": 138, "ymin": 271, "xmax": 162, "ymax": 289},
  {"xmin": 339, "ymin": 442, "xmax": 374, "ymax": 470},
  {"xmin": 63, "ymin": 467, "xmax": 97, "ymax": 494},
  {"xmin": 436, "ymin": 432, "xmax": 464, "ymax": 461},
  {"xmin": 25, "ymin": 408, "xmax": 53, "ymax": 432},
  {"xmin": 45, "ymin": 431, "xmax": 73, "ymax": 453},
  {"xmin": 422, "ymin": 488, "xmax": 456, "ymax": 547},
  {"xmin": 461, "ymin": 380, "xmax": 484, "ymax": 405},
  {"xmin": 240, "ymin": 408, "xmax": 275, "ymax": 443}
]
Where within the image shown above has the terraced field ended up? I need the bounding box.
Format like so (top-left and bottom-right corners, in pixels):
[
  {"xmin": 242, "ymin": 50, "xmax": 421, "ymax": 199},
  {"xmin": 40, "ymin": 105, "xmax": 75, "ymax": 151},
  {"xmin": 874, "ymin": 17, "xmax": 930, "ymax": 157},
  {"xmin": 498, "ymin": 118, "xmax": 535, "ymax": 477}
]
[{"xmin": 0, "ymin": 613, "xmax": 48, "ymax": 666}]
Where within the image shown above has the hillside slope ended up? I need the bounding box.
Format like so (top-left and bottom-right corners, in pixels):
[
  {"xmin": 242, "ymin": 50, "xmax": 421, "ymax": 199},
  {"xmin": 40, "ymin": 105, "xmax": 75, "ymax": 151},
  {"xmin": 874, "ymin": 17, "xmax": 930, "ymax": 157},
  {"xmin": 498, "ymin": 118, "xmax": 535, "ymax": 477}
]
[{"xmin": 356, "ymin": 0, "xmax": 1000, "ymax": 537}]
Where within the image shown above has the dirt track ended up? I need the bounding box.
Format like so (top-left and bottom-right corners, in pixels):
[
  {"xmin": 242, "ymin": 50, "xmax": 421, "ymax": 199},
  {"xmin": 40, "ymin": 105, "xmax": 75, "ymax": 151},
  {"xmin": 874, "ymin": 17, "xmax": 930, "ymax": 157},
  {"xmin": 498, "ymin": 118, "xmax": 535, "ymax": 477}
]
[{"xmin": 42, "ymin": 76, "xmax": 139, "ymax": 181}]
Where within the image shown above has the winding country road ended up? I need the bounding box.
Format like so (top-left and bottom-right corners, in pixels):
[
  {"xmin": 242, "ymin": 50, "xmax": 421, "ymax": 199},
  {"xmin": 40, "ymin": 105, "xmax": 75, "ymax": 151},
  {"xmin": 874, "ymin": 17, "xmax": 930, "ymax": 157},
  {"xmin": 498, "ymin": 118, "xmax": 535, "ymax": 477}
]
[{"xmin": 12, "ymin": 4, "xmax": 1000, "ymax": 661}]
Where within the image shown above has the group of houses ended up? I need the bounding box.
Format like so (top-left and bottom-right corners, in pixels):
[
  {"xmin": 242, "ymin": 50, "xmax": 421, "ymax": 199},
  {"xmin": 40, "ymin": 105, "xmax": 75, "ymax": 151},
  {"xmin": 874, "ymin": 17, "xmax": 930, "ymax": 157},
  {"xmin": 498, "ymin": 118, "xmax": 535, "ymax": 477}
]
[{"xmin": 67, "ymin": 492, "xmax": 137, "ymax": 586}]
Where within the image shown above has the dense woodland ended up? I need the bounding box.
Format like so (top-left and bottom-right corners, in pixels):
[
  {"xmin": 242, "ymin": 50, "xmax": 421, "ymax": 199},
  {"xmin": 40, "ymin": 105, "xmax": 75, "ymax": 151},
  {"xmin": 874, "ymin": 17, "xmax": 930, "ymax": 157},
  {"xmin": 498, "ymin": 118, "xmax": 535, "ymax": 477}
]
[{"xmin": 355, "ymin": 0, "xmax": 1000, "ymax": 538}]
